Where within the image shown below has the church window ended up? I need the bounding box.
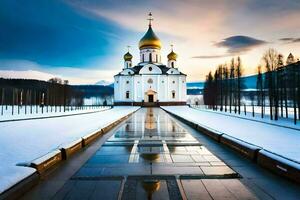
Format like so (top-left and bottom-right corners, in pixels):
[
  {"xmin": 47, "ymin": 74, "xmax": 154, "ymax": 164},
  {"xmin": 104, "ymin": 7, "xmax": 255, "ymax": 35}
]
[
  {"xmin": 172, "ymin": 81, "xmax": 175, "ymax": 84},
  {"xmin": 171, "ymin": 62, "xmax": 174, "ymax": 68},
  {"xmin": 149, "ymin": 67, "xmax": 152, "ymax": 71},
  {"xmin": 147, "ymin": 78, "xmax": 153, "ymax": 84},
  {"xmin": 149, "ymin": 53, "xmax": 152, "ymax": 62},
  {"xmin": 126, "ymin": 91, "xmax": 130, "ymax": 99},
  {"xmin": 156, "ymin": 54, "xmax": 158, "ymax": 62},
  {"xmin": 172, "ymin": 91, "xmax": 176, "ymax": 99},
  {"xmin": 129, "ymin": 63, "xmax": 132, "ymax": 67},
  {"xmin": 126, "ymin": 80, "xmax": 129, "ymax": 84},
  {"xmin": 142, "ymin": 54, "xmax": 144, "ymax": 62}
]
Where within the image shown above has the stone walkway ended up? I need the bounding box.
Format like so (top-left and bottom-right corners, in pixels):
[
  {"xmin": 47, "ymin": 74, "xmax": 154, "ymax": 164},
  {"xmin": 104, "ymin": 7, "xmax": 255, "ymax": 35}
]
[{"xmin": 52, "ymin": 108, "xmax": 257, "ymax": 199}]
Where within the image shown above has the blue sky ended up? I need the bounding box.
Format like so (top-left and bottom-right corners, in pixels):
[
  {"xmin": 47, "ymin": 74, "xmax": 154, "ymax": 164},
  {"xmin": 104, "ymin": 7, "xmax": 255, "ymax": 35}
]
[
  {"xmin": 0, "ymin": 1, "xmax": 127, "ymax": 68},
  {"xmin": 0, "ymin": 0, "xmax": 300, "ymax": 84}
]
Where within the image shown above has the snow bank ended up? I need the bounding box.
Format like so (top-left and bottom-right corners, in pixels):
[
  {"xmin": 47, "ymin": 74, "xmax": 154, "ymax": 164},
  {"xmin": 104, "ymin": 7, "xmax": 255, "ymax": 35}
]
[
  {"xmin": 0, "ymin": 106, "xmax": 139, "ymax": 193},
  {"xmin": 192, "ymin": 106, "xmax": 300, "ymax": 130},
  {"xmin": 0, "ymin": 166, "xmax": 36, "ymax": 194},
  {"xmin": 0, "ymin": 106, "xmax": 110, "ymax": 122},
  {"xmin": 162, "ymin": 106, "xmax": 300, "ymax": 164}
]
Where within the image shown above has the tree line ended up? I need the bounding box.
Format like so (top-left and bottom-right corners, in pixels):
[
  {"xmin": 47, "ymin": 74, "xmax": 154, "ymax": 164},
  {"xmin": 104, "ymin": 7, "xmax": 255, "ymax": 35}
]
[
  {"xmin": 203, "ymin": 49, "xmax": 300, "ymax": 124},
  {"xmin": 0, "ymin": 78, "xmax": 114, "ymax": 115}
]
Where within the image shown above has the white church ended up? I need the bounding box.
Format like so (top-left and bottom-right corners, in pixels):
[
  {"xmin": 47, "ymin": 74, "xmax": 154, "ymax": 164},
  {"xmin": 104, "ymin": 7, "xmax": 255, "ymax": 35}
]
[{"xmin": 114, "ymin": 13, "xmax": 187, "ymax": 106}]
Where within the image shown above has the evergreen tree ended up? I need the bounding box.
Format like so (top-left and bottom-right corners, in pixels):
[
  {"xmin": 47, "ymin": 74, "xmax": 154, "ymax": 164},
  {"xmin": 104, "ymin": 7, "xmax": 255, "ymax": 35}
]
[{"xmin": 286, "ymin": 53, "xmax": 295, "ymax": 65}]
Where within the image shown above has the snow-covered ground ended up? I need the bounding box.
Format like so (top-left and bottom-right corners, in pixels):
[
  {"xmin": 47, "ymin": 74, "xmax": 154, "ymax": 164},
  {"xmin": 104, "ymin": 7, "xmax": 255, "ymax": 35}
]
[
  {"xmin": 0, "ymin": 106, "xmax": 139, "ymax": 193},
  {"xmin": 162, "ymin": 106, "xmax": 300, "ymax": 164},
  {"xmin": 193, "ymin": 105, "xmax": 299, "ymax": 121},
  {"xmin": 191, "ymin": 106, "xmax": 300, "ymax": 130},
  {"xmin": 0, "ymin": 106, "xmax": 111, "ymax": 121}
]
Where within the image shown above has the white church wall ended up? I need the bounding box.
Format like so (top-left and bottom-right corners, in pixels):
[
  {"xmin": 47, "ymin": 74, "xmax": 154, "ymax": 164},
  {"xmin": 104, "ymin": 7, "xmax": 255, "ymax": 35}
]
[
  {"xmin": 167, "ymin": 75, "xmax": 180, "ymax": 101},
  {"xmin": 139, "ymin": 64, "xmax": 162, "ymax": 74},
  {"xmin": 158, "ymin": 76, "xmax": 167, "ymax": 101}
]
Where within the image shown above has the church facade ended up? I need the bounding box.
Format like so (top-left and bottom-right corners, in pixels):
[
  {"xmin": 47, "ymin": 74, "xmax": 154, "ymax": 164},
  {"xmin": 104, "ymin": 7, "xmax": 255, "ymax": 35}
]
[{"xmin": 114, "ymin": 14, "xmax": 187, "ymax": 106}]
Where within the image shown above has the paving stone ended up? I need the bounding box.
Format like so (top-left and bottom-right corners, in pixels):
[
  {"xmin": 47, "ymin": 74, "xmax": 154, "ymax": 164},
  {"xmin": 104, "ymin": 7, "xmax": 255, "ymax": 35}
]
[
  {"xmin": 152, "ymin": 166, "xmax": 203, "ymax": 175},
  {"xmin": 201, "ymin": 166, "xmax": 236, "ymax": 176},
  {"xmin": 171, "ymin": 155, "xmax": 194, "ymax": 163},
  {"xmin": 181, "ymin": 180, "xmax": 213, "ymax": 200}
]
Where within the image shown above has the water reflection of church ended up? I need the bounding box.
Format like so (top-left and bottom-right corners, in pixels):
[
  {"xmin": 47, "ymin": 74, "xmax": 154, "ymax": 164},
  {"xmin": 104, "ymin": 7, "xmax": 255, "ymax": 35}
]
[
  {"xmin": 114, "ymin": 108, "xmax": 190, "ymax": 141},
  {"xmin": 114, "ymin": 13, "xmax": 187, "ymax": 106}
]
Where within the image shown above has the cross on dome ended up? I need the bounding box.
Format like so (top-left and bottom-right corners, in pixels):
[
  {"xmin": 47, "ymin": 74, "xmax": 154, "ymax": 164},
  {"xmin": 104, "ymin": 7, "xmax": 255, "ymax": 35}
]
[{"xmin": 147, "ymin": 12, "xmax": 153, "ymax": 26}]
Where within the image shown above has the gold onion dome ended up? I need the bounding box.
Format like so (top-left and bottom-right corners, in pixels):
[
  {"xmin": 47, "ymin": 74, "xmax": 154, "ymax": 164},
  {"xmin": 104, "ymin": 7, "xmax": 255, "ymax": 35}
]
[
  {"xmin": 124, "ymin": 52, "xmax": 133, "ymax": 61},
  {"xmin": 139, "ymin": 25, "xmax": 162, "ymax": 50},
  {"xmin": 168, "ymin": 50, "xmax": 178, "ymax": 61}
]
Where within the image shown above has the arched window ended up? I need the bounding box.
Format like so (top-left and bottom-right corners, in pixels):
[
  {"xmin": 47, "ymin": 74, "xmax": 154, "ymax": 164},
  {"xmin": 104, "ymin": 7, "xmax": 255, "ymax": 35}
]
[
  {"xmin": 149, "ymin": 53, "xmax": 152, "ymax": 62},
  {"xmin": 156, "ymin": 54, "xmax": 158, "ymax": 62},
  {"xmin": 142, "ymin": 54, "xmax": 144, "ymax": 62},
  {"xmin": 147, "ymin": 78, "xmax": 153, "ymax": 84},
  {"xmin": 171, "ymin": 62, "xmax": 174, "ymax": 68},
  {"xmin": 126, "ymin": 91, "xmax": 130, "ymax": 99},
  {"xmin": 172, "ymin": 90, "xmax": 176, "ymax": 99}
]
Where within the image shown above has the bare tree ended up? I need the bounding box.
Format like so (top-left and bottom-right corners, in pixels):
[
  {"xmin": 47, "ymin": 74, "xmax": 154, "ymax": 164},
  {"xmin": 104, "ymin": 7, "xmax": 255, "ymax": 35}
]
[
  {"xmin": 229, "ymin": 58, "xmax": 235, "ymax": 113},
  {"xmin": 223, "ymin": 64, "xmax": 229, "ymax": 112},
  {"xmin": 236, "ymin": 56, "xmax": 243, "ymax": 114},
  {"xmin": 262, "ymin": 48, "xmax": 279, "ymax": 120},
  {"xmin": 256, "ymin": 65, "xmax": 264, "ymax": 118}
]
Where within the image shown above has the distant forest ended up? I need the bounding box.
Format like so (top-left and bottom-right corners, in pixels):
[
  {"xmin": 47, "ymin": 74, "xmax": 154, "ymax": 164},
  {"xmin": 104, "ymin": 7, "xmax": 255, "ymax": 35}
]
[{"xmin": 0, "ymin": 78, "xmax": 113, "ymax": 106}]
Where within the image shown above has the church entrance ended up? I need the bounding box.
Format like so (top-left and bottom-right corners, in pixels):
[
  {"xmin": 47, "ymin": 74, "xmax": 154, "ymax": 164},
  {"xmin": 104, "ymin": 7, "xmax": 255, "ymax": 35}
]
[
  {"xmin": 148, "ymin": 94, "xmax": 154, "ymax": 102},
  {"xmin": 144, "ymin": 89, "xmax": 157, "ymax": 105}
]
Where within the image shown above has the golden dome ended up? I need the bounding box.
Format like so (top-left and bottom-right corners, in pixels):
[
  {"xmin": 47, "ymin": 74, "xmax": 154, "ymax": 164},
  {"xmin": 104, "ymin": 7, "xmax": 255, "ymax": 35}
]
[
  {"xmin": 124, "ymin": 52, "xmax": 133, "ymax": 61},
  {"xmin": 139, "ymin": 26, "xmax": 162, "ymax": 50},
  {"xmin": 167, "ymin": 50, "xmax": 178, "ymax": 61}
]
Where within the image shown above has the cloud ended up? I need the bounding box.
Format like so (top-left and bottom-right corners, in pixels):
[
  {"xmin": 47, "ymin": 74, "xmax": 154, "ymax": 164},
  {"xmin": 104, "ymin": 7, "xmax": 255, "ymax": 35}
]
[
  {"xmin": 279, "ymin": 37, "xmax": 300, "ymax": 44},
  {"xmin": 0, "ymin": 59, "xmax": 117, "ymax": 84},
  {"xmin": 214, "ymin": 36, "xmax": 268, "ymax": 54},
  {"xmin": 0, "ymin": 70, "xmax": 56, "ymax": 81},
  {"xmin": 192, "ymin": 54, "xmax": 232, "ymax": 59}
]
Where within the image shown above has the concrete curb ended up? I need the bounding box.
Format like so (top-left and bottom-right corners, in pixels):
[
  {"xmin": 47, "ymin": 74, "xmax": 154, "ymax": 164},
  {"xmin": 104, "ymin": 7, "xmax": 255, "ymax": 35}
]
[
  {"xmin": 60, "ymin": 139, "xmax": 83, "ymax": 160},
  {"xmin": 220, "ymin": 134, "xmax": 261, "ymax": 161},
  {"xmin": 0, "ymin": 108, "xmax": 140, "ymax": 199},
  {"xmin": 82, "ymin": 130, "xmax": 103, "ymax": 147},
  {"xmin": 30, "ymin": 150, "xmax": 62, "ymax": 174},
  {"xmin": 257, "ymin": 150, "xmax": 300, "ymax": 183},
  {"xmin": 163, "ymin": 108, "xmax": 223, "ymax": 142},
  {"xmin": 162, "ymin": 107, "xmax": 300, "ymax": 184},
  {"xmin": 195, "ymin": 124, "xmax": 223, "ymax": 142}
]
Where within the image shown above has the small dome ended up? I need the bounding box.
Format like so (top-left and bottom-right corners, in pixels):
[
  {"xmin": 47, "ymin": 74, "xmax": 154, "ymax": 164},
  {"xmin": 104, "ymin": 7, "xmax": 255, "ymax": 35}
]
[
  {"xmin": 124, "ymin": 52, "xmax": 133, "ymax": 61},
  {"xmin": 167, "ymin": 51, "xmax": 178, "ymax": 61},
  {"xmin": 139, "ymin": 26, "xmax": 162, "ymax": 50}
]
